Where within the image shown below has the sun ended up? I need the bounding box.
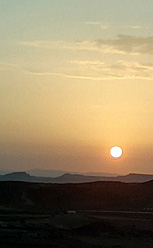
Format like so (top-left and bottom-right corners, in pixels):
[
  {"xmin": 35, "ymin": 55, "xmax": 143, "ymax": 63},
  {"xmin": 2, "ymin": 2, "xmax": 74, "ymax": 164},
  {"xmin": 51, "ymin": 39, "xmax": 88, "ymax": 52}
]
[{"xmin": 110, "ymin": 146, "xmax": 123, "ymax": 159}]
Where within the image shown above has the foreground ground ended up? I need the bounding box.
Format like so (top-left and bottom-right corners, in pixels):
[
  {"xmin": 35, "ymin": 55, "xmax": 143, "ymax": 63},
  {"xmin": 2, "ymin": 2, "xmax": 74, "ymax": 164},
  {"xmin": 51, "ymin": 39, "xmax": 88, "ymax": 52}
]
[{"xmin": 0, "ymin": 211, "xmax": 153, "ymax": 248}]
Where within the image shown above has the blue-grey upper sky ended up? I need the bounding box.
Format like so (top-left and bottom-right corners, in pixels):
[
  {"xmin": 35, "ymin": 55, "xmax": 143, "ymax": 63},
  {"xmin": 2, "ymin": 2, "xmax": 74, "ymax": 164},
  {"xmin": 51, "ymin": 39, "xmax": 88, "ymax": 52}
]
[{"xmin": 1, "ymin": 0, "xmax": 153, "ymax": 41}]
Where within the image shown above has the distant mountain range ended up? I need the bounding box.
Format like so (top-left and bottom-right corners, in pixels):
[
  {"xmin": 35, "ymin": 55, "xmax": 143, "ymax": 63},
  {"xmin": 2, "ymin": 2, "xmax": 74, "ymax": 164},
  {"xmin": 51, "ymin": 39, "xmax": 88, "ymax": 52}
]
[
  {"xmin": 27, "ymin": 169, "xmax": 118, "ymax": 178},
  {"xmin": 0, "ymin": 171, "xmax": 153, "ymax": 183}
]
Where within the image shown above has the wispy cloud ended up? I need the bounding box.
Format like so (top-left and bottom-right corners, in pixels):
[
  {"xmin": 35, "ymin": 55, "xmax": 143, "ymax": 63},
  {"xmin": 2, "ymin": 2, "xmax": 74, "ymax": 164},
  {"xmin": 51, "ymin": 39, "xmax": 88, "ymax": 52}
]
[
  {"xmin": 85, "ymin": 22, "xmax": 101, "ymax": 25},
  {"xmin": 20, "ymin": 40, "xmax": 100, "ymax": 51},
  {"xmin": 124, "ymin": 25, "xmax": 149, "ymax": 30},
  {"xmin": 21, "ymin": 35, "xmax": 153, "ymax": 55},
  {"xmin": 3, "ymin": 59, "xmax": 153, "ymax": 81},
  {"xmin": 85, "ymin": 21, "xmax": 109, "ymax": 29},
  {"xmin": 70, "ymin": 60, "xmax": 105, "ymax": 66},
  {"xmin": 97, "ymin": 35, "xmax": 153, "ymax": 54},
  {"xmin": 131, "ymin": 26, "xmax": 142, "ymax": 29},
  {"xmin": 11, "ymin": 35, "xmax": 153, "ymax": 81},
  {"xmin": 85, "ymin": 22, "xmax": 109, "ymax": 29},
  {"xmin": 27, "ymin": 71, "xmax": 126, "ymax": 81},
  {"xmin": 26, "ymin": 60, "xmax": 153, "ymax": 81}
]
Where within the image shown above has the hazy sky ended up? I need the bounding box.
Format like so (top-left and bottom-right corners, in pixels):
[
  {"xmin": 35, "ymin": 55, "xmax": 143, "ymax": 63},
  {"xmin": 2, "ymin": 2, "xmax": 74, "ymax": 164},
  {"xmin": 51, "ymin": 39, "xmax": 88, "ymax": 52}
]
[{"xmin": 1, "ymin": 0, "xmax": 153, "ymax": 174}]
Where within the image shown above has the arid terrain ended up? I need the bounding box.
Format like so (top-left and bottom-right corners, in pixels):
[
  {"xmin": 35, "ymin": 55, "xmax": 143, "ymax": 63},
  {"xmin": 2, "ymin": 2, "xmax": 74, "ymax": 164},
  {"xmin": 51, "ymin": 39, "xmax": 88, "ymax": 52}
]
[
  {"xmin": 0, "ymin": 181, "xmax": 153, "ymax": 247},
  {"xmin": 0, "ymin": 211, "xmax": 153, "ymax": 248}
]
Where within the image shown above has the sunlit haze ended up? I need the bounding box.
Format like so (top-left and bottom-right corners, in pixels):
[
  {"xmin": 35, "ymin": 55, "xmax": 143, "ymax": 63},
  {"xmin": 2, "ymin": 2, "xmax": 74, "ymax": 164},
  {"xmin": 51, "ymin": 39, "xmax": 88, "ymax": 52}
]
[{"xmin": 1, "ymin": 0, "xmax": 153, "ymax": 174}]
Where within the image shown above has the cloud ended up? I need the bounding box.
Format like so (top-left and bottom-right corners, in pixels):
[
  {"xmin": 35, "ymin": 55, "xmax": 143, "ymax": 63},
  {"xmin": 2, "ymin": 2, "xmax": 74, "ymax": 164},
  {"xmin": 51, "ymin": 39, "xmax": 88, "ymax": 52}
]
[
  {"xmin": 70, "ymin": 60, "xmax": 105, "ymax": 67},
  {"xmin": 79, "ymin": 60, "xmax": 153, "ymax": 80},
  {"xmin": 97, "ymin": 35, "xmax": 153, "ymax": 54},
  {"xmin": 124, "ymin": 25, "xmax": 149, "ymax": 30},
  {"xmin": 20, "ymin": 40, "xmax": 124, "ymax": 55},
  {"xmin": 85, "ymin": 22, "xmax": 101, "ymax": 25},
  {"xmin": 123, "ymin": 25, "xmax": 143, "ymax": 30},
  {"xmin": 131, "ymin": 26, "xmax": 142, "ymax": 29},
  {"xmin": 21, "ymin": 35, "xmax": 153, "ymax": 55},
  {"xmin": 100, "ymin": 25, "xmax": 109, "ymax": 30},
  {"xmin": 21, "ymin": 40, "xmax": 103, "ymax": 52},
  {"xmin": 27, "ymin": 71, "xmax": 126, "ymax": 81},
  {"xmin": 27, "ymin": 60, "xmax": 153, "ymax": 81},
  {"xmin": 85, "ymin": 21, "xmax": 108, "ymax": 29},
  {"xmin": 14, "ymin": 36, "xmax": 153, "ymax": 81},
  {"xmin": 3, "ymin": 59, "xmax": 153, "ymax": 81}
]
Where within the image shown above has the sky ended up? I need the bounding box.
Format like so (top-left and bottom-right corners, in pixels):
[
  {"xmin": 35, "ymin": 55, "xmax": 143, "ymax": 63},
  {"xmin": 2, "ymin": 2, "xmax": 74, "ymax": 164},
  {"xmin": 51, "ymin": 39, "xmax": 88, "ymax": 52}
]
[{"xmin": 1, "ymin": 0, "xmax": 153, "ymax": 174}]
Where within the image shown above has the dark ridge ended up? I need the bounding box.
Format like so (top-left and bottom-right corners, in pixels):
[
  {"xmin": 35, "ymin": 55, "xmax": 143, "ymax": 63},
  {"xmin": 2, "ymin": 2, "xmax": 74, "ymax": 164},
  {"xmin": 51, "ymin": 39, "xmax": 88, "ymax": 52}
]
[
  {"xmin": 0, "ymin": 180, "xmax": 153, "ymax": 213},
  {"xmin": 0, "ymin": 171, "xmax": 153, "ymax": 184}
]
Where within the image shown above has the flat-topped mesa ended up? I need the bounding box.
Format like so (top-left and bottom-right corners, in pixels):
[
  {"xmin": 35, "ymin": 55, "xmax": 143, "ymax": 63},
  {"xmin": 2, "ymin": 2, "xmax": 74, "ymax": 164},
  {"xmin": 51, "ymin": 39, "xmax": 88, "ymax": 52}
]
[{"xmin": 2, "ymin": 172, "xmax": 31, "ymax": 181}]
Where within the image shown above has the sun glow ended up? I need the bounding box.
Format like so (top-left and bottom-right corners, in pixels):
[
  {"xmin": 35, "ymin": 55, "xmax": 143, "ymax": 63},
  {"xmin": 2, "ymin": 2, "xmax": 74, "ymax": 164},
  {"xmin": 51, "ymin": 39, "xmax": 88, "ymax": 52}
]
[{"xmin": 110, "ymin": 146, "xmax": 123, "ymax": 159}]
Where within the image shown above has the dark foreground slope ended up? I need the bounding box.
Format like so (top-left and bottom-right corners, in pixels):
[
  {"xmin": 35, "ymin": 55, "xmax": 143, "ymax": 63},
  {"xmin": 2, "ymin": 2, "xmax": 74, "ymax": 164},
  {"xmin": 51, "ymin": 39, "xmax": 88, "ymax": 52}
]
[
  {"xmin": 0, "ymin": 180, "xmax": 153, "ymax": 212},
  {"xmin": 0, "ymin": 181, "xmax": 153, "ymax": 248}
]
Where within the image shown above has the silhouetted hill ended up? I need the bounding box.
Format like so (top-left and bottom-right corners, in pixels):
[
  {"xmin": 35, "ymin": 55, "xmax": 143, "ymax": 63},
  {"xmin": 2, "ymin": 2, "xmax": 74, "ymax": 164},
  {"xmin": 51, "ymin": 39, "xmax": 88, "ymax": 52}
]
[
  {"xmin": 54, "ymin": 173, "xmax": 107, "ymax": 183},
  {"xmin": 0, "ymin": 180, "xmax": 153, "ymax": 212},
  {"xmin": 55, "ymin": 173, "xmax": 153, "ymax": 183},
  {"xmin": 28, "ymin": 169, "xmax": 72, "ymax": 177},
  {"xmin": 116, "ymin": 173, "xmax": 153, "ymax": 182},
  {"xmin": 2, "ymin": 172, "xmax": 31, "ymax": 181},
  {"xmin": 27, "ymin": 169, "xmax": 117, "ymax": 177},
  {"xmin": 0, "ymin": 172, "xmax": 55, "ymax": 183},
  {"xmin": 0, "ymin": 172, "xmax": 153, "ymax": 183}
]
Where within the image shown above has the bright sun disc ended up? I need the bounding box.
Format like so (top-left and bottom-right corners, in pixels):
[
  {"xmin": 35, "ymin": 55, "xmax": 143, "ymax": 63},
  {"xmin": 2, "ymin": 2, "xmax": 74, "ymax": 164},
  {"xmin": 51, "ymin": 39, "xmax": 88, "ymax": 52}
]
[{"xmin": 110, "ymin": 146, "xmax": 123, "ymax": 159}]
